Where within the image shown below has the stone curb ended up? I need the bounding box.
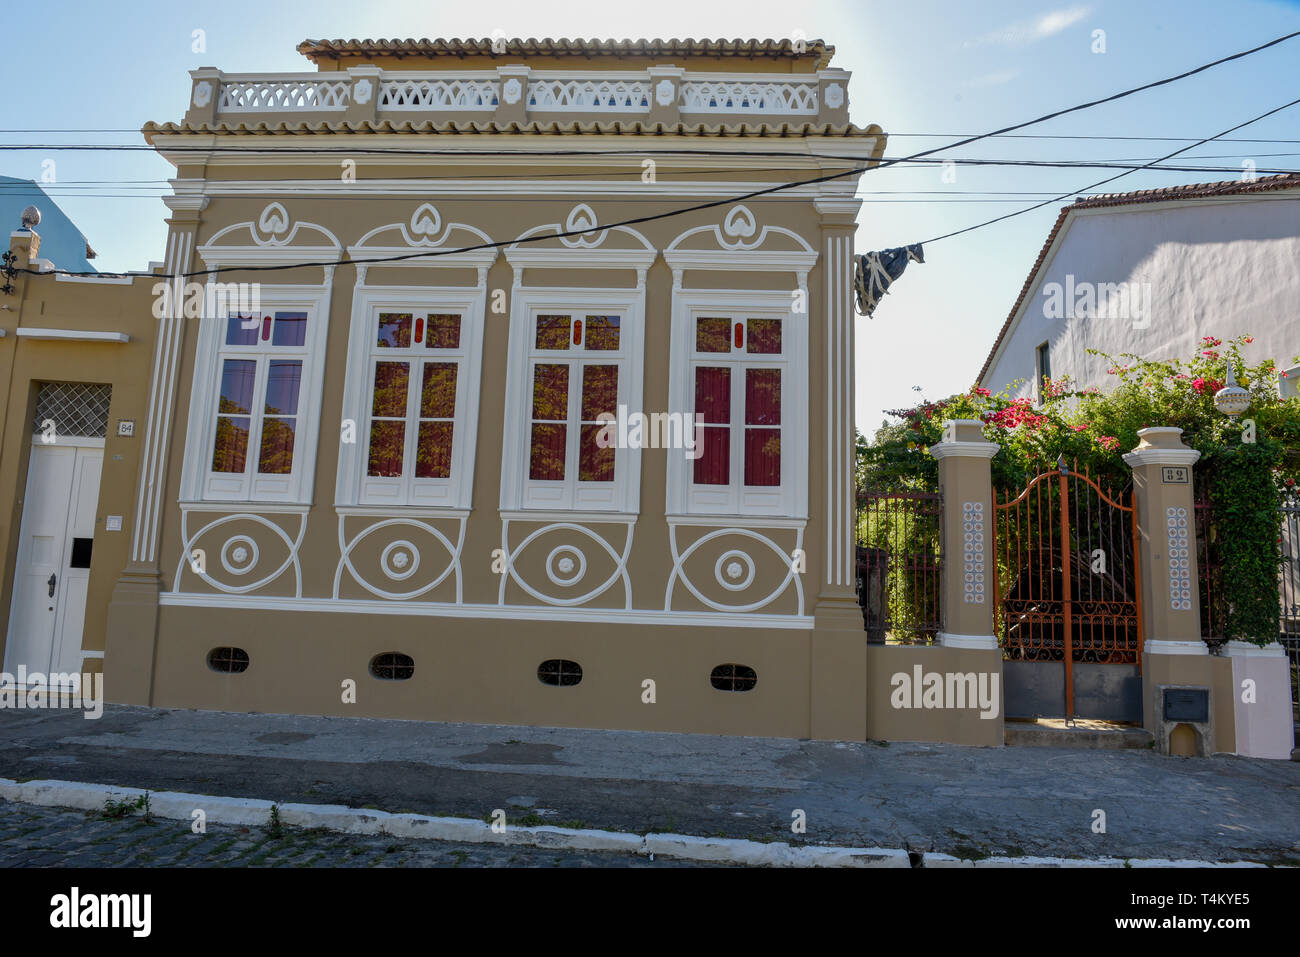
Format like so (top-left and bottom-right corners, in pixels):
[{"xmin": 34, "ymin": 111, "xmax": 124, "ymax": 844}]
[
  {"xmin": 0, "ymin": 779, "xmax": 1274, "ymax": 868},
  {"xmin": 0, "ymin": 778, "xmax": 902, "ymax": 867}
]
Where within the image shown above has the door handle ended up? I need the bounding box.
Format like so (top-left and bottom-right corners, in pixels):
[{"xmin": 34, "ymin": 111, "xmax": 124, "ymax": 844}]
[{"xmin": 47, "ymin": 573, "xmax": 56, "ymax": 598}]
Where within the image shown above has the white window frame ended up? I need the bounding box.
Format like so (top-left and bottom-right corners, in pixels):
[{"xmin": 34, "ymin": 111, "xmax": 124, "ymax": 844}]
[
  {"xmin": 179, "ymin": 284, "xmax": 331, "ymax": 505},
  {"xmin": 499, "ymin": 288, "xmax": 645, "ymax": 517},
  {"xmin": 335, "ymin": 286, "xmax": 487, "ymax": 512},
  {"xmin": 666, "ymin": 289, "xmax": 808, "ymax": 520}
]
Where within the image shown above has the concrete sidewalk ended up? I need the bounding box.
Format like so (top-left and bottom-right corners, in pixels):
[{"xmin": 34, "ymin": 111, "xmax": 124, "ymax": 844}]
[{"xmin": 1, "ymin": 705, "xmax": 1297, "ymax": 863}]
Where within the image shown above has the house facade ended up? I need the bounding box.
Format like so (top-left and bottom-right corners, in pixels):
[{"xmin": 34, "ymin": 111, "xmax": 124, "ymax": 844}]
[
  {"xmin": 5, "ymin": 36, "xmax": 893, "ymax": 740},
  {"xmin": 978, "ymin": 175, "xmax": 1300, "ymax": 399}
]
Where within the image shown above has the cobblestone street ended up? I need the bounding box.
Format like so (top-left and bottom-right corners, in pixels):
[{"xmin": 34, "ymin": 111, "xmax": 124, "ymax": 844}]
[{"xmin": 0, "ymin": 800, "xmax": 709, "ymax": 868}]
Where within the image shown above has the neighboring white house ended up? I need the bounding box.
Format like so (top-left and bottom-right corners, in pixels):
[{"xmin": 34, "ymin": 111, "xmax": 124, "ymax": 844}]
[{"xmin": 978, "ymin": 174, "xmax": 1300, "ymax": 400}]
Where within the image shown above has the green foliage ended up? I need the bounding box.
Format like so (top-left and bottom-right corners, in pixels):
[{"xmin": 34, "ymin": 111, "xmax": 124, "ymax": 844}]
[
  {"xmin": 859, "ymin": 335, "xmax": 1300, "ymax": 646},
  {"xmin": 1203, "ymin": 439, "xmax": 1285, "ymax": 643}
]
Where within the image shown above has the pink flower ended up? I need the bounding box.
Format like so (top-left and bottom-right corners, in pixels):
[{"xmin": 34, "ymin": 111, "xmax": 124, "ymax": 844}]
[
  {"xmin": 1097, "ymin": 436, "xmax": 1119, "ymax": 451},
  {"xmin": 1244, "ymin": 336, "xmax": 1255, "ymax": 344},
  {"xmin": 1071, "ymin": 425, "xmax": 1087, "ymax": 432}
]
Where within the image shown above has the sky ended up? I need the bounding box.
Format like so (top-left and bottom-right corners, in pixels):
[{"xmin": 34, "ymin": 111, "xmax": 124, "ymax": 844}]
[{"xmin": 2, "ymin": 0, "xmax": 1297, "ymax": 436}]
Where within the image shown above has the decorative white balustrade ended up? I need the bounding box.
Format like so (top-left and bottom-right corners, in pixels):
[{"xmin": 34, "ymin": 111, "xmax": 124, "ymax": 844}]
[
  {"xmin": 679, "ymin": 81, "xmax": 819, "ymax": 115},
  {"xmin": 380, "ymin": 78, "xmax": 499, "ymax": 110},
  {"xmin": 207, "ymin": 73, "xmax": 826, "ymax": 117},
  {"xmin": 217, "ymin": 78, "xmax": 351, "ymax": 113},
  {"xmin": 526, "ymin": 79, "xmax": 652, "ymax": 112}
]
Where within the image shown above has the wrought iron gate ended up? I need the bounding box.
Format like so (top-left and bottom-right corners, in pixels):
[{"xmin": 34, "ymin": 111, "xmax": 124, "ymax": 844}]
[{"xmin": 992, "ymin": 460, "xmax": 1143, "ymax": 721}]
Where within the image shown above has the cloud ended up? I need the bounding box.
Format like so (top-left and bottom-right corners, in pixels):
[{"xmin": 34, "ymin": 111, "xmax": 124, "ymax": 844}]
[
  {"xmin": 962, "ymin": 68, "xmax": 1022, "ymax": 88},
  {"xmin": 966, "ymin": 5, "xmax": 1092, "ymax": 48}
]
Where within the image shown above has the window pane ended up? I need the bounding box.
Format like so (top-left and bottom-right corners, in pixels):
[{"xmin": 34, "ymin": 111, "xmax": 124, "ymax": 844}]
[
  {"xmin": 746, "ymin": 318, "xmax": 782, "ymax": 354},
  {"xmin": 372, "ymin": 361, "xmax": 409, "ymax": 417},
  {"xmin": 225, "ymin": 315, "xmax": 259, "ymax": 346},
  {"xmin": 425, "ymin": 314, "xmax": 461, "ymax": 350},
  {"xmin": 264, "ymin": 360, "xmax": 302, "ymax": 415},
  {"xmin": 415, "ymin": 421, "xmax": 453, "ymax": 479},
  {"xmin": 695, "ymin": 317, "xmax": 731, "ymax": 353},
  {"xmin": 529, "ymin": 423, "xmax": 567, "ymax": 480},
  {"xmin": 745, "ymin": 368, "xmax": 781, "ymax": 425},
  {"xmin": 218, "ymin": 359, "xmax": 256, "ymax": 415},
  {"xmin": 367, "ymin": 421, "xmax": 405, "ymax": 477},
  {"xmin": 258, "ymin": 417, "xmax": 296, "ymax": 474},
  {"xmin": 535, "ymin": 314, "xmax": 571, "ymax": 350},
  {"xmin": 376, "ymin": 313, "xmax": 413, "ymax": 349},
  {"xmin": 744, "ymin": 429, "xmax": 781, "ymax": 486},
  {"xmin": 212, "ymin": 417, "xmax": 249, "ymax": 473},
  {"xmin": 420, "ymin": 363, "xmax": 458, "ymax": 419},
  {"xmin": 694, "ymin": 428, "xmax": 729, "ymax": 485},
  {"xmin": 694, "ymin": 366, "xmax": 731, "ymax": 424},
  {"xmin": 579, "ymin": 424, "xmax": 615, "ymax": 482},
  {"xmin": 584, "ymin": 315, "xmax": 620, "ymax": 351},
  {"xmin": 531, "ymin": 364, "xmax": 569, "ymax": 420},
  {"xmin": 580, "ymin": 365, "xmax": 618, "ymax": 421},
  {"xmin": 272, "ymin": 311, "xmax": 307, "ymax": 347}
]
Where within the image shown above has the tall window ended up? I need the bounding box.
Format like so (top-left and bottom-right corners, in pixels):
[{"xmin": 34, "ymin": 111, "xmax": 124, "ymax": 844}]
[
  {"xmin": 688, "ymin": 313, "xmax": 787, "ymax": 513},
  {"xmin": 1035, "ymin": 341, "xmax": 1051, "ymax": 401},
  {"xmin": 208, "ymin": 310, "xmax": 309, "ymax": 496},
  {"xmin": 360, "ymin": 309, "xmax": 468, "ymax": 506},
  {"xmin": 523, "ymin": 310, "xmax": 626, "ymax": 510}
]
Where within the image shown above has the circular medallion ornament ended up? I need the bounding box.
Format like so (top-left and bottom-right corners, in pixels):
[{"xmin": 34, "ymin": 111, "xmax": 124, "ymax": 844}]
[
  {"xmin": 546, "ymin": 545, "xmax": 587, "ymax": 586},
  {"xmin": 381, "ymin": 540, "xmax": 421, "ymax": 581}
]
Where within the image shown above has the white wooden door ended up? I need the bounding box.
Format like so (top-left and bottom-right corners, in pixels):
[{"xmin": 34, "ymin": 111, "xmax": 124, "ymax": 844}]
[{"xmin": 4, "ymin": 442, "xmax": 103, "ymax": 679}]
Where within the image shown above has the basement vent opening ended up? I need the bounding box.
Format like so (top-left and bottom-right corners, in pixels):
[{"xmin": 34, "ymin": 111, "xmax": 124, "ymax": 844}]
[
  {"xmin": 537, "ymin": 659, "xmax": 583, "ymax": 687},
  {"xmin": 207, "ymin": 647, "xmax": 249, "ymax": 674},
  {"xmin": 370, "ymin": 652, "xmax": 415, "ymax": 681},
  {"xmin": 710, "ymin": 663, "xmax": 758, "ymax": 692}
]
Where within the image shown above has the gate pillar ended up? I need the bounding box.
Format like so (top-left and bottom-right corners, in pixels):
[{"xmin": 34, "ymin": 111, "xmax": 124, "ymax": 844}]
[
  {"xmin": 930, "ymin": 420, "xmax": 999, "ymax": 649},
  {"xmin": 1122, "ymin": 428, "xmax": 1204, "ymax": 655},
  {"xmin": 1123, "ymin": 427, "xmax": 1234, "ymax": 751}
]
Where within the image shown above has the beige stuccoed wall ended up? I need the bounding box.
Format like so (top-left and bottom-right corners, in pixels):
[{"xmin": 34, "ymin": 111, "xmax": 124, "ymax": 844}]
[
  {"xmin": 151, "ymin": 605, "xmax": 814, "ymax": 737},
  {"xmin": 0, "ymin": 234, "xmax": 158, "ymax": 673},
  {"xmin": 100, "ymin": 161, "xmax": 872, "ymax": 738},
  {"xmin": 866, "ymin": 646, "xmax": 1005, "ymax": 746},
  {"xmin": 1142, "ymin": 652, "xmax": 1235, "ymax": 753}
]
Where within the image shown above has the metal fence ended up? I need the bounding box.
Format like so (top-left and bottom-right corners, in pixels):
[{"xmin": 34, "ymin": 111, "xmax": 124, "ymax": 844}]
[
  {"xmin": 1200, "ymin": 483, "xmax": 1300, "ymax": 726},
  {"xmin": 1194, "ymin": 486, "xmax": 1228, "ymax": 651},
  {"xmin": 1281, "ymin": 488, "xmax": 1300, "ymax": 726},
  {"xmin": 855, "ymin": 487, "xmax": 943, "ymax": 645}
]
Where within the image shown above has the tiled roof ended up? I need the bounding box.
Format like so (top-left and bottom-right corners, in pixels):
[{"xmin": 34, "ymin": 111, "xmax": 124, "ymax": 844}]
[
  {"xmin": 142, "ymin": 118, "xmax": 883, "ymax": 141},
  {"xmin": 297, "ymin": 37, "xmax": 835, "ymax": 68},
  {"xmin": 976, "ymin": 173, "xmax": 1300, "ymax": 385}
]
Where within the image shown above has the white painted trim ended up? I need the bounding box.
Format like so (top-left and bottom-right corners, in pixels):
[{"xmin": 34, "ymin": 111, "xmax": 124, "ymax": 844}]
[
  {"xmin": 938, "ymin": 632, "xmax": 1000, "ymax": 650},
  {"xmin": 334, "ymin": 286, "xmax": 488, "ymax": 512},
  {"xmin": 335, "ymin": 505, "xmax": 472, "ymax": 520},
  {"xmin": 929, "ymin": 441, "xmax": 1001, "ymax": 460},
  {"xmin": 664, "ymin": 288, "xmax": 809, "ymax": 521},
  {"xmin": 157, "ymin": 591, "xmax": 815, "ymax": 629},
  {"xmin": 499, "ymin": 510, "xmax": 637, "ymax": 524},
  {"xmin": 184, "ymin": 178, "xmax": 836, "ymax": 198},
  {"xmin": 1122, "ymin": 448, "xmax": 1202, "ymax": 467},
  {"xmin": 54, "ymin": 274, "xmax": 134, "ymax": 285},
  {"xmin": 28, "ymin": 436, "xmax": 105, "ymax": 449},
  {"xmin": 664, "ymin": 513, "xmax": 808, "ymax": 529},
  {"xmin": 178, "ymin": 501, "xmax": 311, "ymax": 514},
  {"xmin": 79, "ymin": 650, "xmax": 104, "ymax": 659},
  {"xmin": 1144, "ymin": 639, "xmax": 1209, "ymax": 656},
  {"xmin": 1222, "ymin": 640, "xmax": 1286, "ymax": 658},
  {"xmin": 498, "ymin": 287, "xmax": 647, "ymax": 516},
  {"xmin": 15, "ymin": 328, "xmax": 129, "ymax": 343},
  {"xmin": 178, "ymin": 284, "xmax": 333, "ymax": 506}
]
